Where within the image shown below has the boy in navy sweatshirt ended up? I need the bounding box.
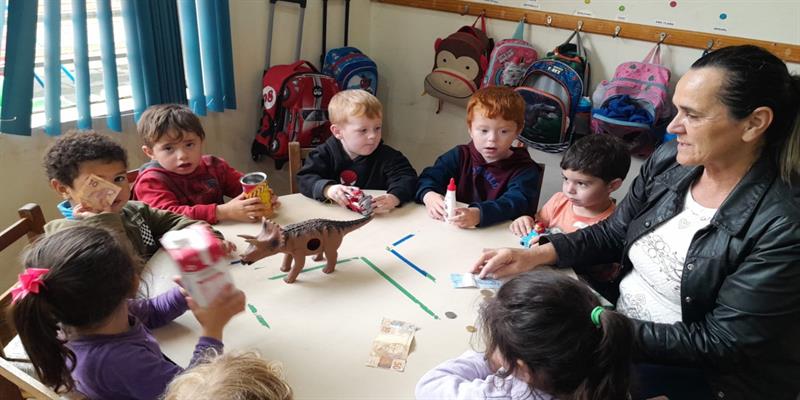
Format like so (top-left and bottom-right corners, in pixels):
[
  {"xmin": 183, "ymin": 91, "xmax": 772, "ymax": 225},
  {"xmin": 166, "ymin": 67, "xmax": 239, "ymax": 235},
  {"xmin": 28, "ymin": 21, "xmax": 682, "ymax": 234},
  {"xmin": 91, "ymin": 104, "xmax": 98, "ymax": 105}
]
[{"xmin": 416, "ymin": 87, "xmax": 542, "ymax": 228}]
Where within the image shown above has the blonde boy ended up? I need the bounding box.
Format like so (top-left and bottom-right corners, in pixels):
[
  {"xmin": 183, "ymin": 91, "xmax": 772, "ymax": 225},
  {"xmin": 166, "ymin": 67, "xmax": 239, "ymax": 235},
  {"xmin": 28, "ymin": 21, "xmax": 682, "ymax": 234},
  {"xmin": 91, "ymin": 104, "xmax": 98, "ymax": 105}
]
[
  {"xmin": 416, "ymin": 86, "xmax": 542, "ymax": 228},
  {"xmin": 164, "ymin": 352, "xmax": 292, "ymax": 400},
  {"xmin": 134, "ymin": 104, "xmax": 279, "ymax": 224},
  {"xmin": 297, "ymin": 89, "xmax": 418, "ymax": 213}
]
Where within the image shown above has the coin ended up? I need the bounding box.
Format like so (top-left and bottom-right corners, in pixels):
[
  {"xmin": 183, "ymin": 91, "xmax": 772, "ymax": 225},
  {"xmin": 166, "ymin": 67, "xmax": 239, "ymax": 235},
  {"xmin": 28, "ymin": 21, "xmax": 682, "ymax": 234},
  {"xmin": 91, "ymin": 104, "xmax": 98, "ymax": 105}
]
[
  {"xmin": 465, "ymin": 325, "xmax": 477, "ymax": 333},
  {"xmin": 445, "ymin": 311, "xmax": 457, "ymax": 319},
  {"xmin": 480, "ymin": 289, "xmax": 494, "ymax": 298}
]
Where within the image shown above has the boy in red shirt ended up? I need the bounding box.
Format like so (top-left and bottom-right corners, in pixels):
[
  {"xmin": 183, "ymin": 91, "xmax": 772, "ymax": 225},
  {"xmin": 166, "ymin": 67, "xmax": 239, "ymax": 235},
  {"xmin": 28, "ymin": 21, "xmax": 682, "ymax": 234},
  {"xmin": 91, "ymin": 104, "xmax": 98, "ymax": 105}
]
[{"xmin": 134, "ymin": 104, "xmax": 279, "ymax": 224}]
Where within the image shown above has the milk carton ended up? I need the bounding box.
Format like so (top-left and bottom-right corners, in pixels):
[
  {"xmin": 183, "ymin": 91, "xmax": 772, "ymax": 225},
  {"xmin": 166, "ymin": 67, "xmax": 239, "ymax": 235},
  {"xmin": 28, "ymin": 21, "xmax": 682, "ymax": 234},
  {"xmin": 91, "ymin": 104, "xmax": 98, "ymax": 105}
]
[{"xmin": 160, "ymin": 225, "xmax": 234, "ymax": 307}]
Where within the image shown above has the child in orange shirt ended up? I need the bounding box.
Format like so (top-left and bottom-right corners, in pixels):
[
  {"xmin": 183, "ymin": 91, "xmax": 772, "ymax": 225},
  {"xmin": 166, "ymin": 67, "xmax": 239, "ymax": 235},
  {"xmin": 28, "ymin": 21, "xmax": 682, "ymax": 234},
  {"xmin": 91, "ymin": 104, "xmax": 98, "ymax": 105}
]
[{"xmin": 510, "ymin": 135, "xmax": 630, "ymax": 237}]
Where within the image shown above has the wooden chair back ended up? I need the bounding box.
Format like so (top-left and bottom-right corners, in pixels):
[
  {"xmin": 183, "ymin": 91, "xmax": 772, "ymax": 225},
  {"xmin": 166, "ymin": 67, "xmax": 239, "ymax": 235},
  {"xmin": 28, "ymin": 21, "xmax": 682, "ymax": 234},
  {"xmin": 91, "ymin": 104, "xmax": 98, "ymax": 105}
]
[
  {"xmin": 0, "ymin": 204, "xmax": 60, "ymax": 399},
  {"xmin": 288, "ymin": 142, "xmax": 313, "ymax": 194}
]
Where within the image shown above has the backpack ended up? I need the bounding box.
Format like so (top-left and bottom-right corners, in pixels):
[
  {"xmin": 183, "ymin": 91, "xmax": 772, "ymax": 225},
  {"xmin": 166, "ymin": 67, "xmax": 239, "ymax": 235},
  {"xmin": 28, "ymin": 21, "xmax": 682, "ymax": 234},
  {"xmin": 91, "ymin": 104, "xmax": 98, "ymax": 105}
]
[
  {"xmin": 423, "ymin": 14, "xmax": 493, "ymax": 110},
  {"xmin": 481, "ymin": 19, "xmax": 538, "ymax": 88},
  {"xmin": 515, "ymin": 30, "xmax": 588, "ymax": 153},
  {"xmin": 253, "ymin": 60, "xmax": 339, "ymax": 166},
  {"xmin": 591, "ymin": 44, "xmax": 674, "ymax": 157},
  {"xmin": 323, "ymin": 47, "xmax": 379, "ymax": 94}
]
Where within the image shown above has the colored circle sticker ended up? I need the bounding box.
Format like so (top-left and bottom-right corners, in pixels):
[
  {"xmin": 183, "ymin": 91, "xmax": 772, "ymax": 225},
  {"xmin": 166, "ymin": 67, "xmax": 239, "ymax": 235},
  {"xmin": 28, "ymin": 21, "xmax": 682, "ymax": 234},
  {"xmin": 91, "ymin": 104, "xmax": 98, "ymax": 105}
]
[
  {"xmin": 669, "ymin": 1, "xmax": 677, "ymax": 7},
  {"xmin": 719, "ymin": 13, "xmax": 728, "ymax": 20},
  {"xmin": 585, "ymin": 0, "xmax": 591, "ymax": 4},
  {"xmin": 619, "ymin": 5, "xmax": 626, "ymax": 11}
]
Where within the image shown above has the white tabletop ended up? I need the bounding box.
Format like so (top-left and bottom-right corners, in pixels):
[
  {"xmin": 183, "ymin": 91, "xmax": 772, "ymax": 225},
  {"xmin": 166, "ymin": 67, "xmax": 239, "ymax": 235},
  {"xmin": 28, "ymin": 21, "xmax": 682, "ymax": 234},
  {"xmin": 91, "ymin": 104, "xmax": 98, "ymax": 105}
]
[{"xmin": 149, "ymin": 192, "xmax": 526, "ymax": 399}]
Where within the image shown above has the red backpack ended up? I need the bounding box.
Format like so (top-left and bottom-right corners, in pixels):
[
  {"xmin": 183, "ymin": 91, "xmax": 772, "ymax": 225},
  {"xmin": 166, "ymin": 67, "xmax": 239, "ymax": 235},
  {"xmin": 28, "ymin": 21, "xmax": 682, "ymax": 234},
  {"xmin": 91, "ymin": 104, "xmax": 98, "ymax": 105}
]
[{"xmin": 252, "ymin": 62, "xmax": 339, "ymax": 167}]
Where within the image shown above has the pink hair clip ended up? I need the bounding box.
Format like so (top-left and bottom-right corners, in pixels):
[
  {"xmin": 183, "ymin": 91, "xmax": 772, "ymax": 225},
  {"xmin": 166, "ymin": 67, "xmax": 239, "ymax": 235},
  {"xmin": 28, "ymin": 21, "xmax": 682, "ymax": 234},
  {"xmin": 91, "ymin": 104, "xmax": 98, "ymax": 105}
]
[{"xmin": 11, "ymin": 268, "xmax": 49, "ymax": 304}]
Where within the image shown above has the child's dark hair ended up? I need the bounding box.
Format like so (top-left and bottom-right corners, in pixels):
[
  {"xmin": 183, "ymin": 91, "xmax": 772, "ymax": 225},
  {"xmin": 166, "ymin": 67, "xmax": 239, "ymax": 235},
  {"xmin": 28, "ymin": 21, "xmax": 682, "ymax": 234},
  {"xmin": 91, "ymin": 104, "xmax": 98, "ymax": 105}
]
[
  {"xmin": 480, "ymin": 269, "xmax": 633, "ymax": 400},
  {"xmin": 43, "ymin": 130, "xmax": 128, "ymax": 187},
  {"xmin": 9, "ymin": 226, "xmax": 139, "ymax": 392},
  {"xmin": 138, "ymin": 103, "xmax": 206, "ymax": 148},
  {"xmin": 560, "ymin": 135, "xmax": 631, "ymax": 183}
]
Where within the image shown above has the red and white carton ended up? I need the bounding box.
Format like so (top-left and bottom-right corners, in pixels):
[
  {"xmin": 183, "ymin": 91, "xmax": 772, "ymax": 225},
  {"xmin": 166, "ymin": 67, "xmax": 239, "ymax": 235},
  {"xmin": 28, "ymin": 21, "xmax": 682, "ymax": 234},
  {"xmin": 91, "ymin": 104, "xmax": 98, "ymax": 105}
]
[{"xmin": 159, "ymin": 225, "xmax": 234, "ymax": 307}]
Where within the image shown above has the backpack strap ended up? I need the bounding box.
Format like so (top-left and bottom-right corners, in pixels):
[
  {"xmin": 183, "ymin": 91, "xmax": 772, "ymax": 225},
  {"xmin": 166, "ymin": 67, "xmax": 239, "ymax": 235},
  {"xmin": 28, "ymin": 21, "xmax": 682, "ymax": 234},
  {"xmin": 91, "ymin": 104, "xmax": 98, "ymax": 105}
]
[
  {"xmin": 643, "ymin": 43, "xmax": 663, "ymax": 65},
  {"xmin": 512, "ymin": 18, "xmax": 525, "ymax": 40},
  {"xmin": 471, "ymin": 12, "xmax": 487, "ymax": 33}
]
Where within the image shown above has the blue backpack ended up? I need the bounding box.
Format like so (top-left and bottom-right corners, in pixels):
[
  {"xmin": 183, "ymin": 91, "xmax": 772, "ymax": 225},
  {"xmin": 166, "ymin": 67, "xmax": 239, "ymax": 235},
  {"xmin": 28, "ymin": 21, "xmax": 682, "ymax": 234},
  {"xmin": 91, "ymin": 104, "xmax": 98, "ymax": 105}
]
[
  {"xmin": 323, "ymin": 47, "xmax": 379, "ymax": 95},
  {"xmin": 515, "ymin": 31, "xmax": 588, "ymax": 153}
]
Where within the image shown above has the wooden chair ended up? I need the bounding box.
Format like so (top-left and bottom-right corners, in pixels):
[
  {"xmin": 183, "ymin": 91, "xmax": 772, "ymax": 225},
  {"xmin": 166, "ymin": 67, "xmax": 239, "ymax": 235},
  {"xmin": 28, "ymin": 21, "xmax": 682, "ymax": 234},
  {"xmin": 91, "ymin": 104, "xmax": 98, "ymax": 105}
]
[
  {"xmin": 0, "ymin": 204, "xmax": 60, "ymax": 400},
  {"xmin": 288, "ymin": 141, "xmax": 313, "ymax": 194}
]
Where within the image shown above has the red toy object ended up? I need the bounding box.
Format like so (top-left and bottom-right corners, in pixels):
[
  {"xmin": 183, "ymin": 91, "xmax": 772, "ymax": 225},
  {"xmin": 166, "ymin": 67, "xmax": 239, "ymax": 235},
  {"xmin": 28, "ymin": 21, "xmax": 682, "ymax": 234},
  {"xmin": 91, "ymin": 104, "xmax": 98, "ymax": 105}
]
[
  {"xmin": 344, "ymin": 188, "xmax": 374, "ymax": 216},
  {"xmin": 533, "ymin": 222, "xmax": 547, "ymax": 234}
]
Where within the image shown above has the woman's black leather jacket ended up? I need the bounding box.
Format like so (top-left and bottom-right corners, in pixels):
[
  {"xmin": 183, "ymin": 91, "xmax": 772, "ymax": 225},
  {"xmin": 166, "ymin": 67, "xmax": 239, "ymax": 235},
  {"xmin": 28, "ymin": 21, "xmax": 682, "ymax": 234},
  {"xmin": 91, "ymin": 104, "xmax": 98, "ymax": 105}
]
[{"xmin": 545, "ymin": 141, "xmax": 800, "ymax": 399}]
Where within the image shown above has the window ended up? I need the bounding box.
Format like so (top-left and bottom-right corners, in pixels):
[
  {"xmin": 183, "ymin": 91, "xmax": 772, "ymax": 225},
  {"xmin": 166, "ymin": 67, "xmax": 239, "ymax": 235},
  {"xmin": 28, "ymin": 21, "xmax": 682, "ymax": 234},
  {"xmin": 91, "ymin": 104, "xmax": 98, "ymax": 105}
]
[{"xmin": 20, "ymin": 0, "xmax": 133, "ymax": 128}]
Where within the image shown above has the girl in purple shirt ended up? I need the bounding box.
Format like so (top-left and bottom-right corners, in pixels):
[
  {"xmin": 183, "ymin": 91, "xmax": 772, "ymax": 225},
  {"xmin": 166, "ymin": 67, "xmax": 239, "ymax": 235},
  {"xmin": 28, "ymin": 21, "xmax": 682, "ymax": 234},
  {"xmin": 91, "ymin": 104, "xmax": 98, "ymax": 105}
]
[
  {"xmin": 9, "ymin": 226, "xmax": 245, "ymax": 399},
  {"xmin": 416, "ymin": 269, "xmax": 633, "ymax": 400}
]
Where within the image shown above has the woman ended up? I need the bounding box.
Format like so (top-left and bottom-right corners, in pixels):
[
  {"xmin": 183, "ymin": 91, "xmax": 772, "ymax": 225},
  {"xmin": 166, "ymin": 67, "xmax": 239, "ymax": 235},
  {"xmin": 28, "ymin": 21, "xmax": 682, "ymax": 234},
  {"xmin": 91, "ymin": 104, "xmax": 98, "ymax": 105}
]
[{"xmin": 473, "ymin": 45, "xmax": 800, "ymax": 399}]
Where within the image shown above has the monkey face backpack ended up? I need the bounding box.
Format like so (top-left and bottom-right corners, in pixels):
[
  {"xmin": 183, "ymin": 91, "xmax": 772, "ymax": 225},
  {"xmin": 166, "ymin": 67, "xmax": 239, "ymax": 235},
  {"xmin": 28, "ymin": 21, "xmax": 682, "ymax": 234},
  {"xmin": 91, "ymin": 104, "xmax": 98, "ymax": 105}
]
[{"xmin": 423, "ymin": 15, "xmax": 493, "ymax": 111}]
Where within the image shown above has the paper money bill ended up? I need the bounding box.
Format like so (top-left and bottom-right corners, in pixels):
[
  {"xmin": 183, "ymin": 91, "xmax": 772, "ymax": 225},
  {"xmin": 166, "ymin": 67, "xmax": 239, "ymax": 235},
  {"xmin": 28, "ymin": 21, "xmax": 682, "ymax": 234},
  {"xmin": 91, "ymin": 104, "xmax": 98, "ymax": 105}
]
[
  {"xmin": 78, "ymin": 174, "xmax": 121, "ymax": 210},
  {"xmin": 450, "ymin": 273, "xmax": 501, "ymax": 289},
  {"xmin": 366, "ymin": 318, "xmax": 417, "ymax": 372}
]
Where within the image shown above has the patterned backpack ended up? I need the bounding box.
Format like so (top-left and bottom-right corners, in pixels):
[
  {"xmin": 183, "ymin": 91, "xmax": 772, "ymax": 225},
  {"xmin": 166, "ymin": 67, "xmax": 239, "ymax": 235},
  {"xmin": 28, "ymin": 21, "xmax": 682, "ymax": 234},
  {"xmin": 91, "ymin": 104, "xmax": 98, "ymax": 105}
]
[
  {"xmin": 423, "ymin": 14, "xmax": 493, "ymax": 111},
  {"xmin": 591, "ymin": 44, "xmax": 674, "ymax": 157},
  {"xmin": 515, "ymin": 30, "xmax": 588, "ymax": 153},
  {"xmin": 253, "ymin": 61, "xmax": 339, "ymax": 167},
  {"xmin": 481, "ymin": 19, "xmax": 538, "ymax": 88},
  {"xmin": 323, "ymin": 47, "xmax": 379, "ymax": 94}
]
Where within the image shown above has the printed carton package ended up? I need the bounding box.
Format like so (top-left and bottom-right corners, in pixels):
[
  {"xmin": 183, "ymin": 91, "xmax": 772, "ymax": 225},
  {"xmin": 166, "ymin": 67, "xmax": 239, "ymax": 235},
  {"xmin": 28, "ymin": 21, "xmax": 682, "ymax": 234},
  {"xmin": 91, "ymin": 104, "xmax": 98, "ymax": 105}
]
[{"xmin": 160, "ymin": 225, "xmax": 234, "ymax": 307}]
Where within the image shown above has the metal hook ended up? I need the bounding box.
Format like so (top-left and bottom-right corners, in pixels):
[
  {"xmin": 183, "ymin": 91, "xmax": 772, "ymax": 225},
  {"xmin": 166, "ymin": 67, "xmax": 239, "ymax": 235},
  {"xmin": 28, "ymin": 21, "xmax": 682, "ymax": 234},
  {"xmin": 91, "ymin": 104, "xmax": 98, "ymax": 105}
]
[
  {"xmin": 520, "ymin": 14, "xmax": 527, "ymax": 24},
  {"xmin": 546, "ymin": 15, "xmax": 552, "ymax": 27},
  {"xmin": 657, "ymin": 32, "xmax": 667, "ymax": 45},
  {"xmin": 612, "ymin": 25, "xmax": 621, "ymax": 38},
  {"xmin": 577, "ymin": 20, "xmax": 584, "ymax": 32},
  {"xmin": 479, "ymin": 9, "xmax": 486, "ymax": 18},
  {"xmin": 460, "ymin": 4, "xmax": 469, "ymax": 16},
  {"xmin": 702, "ymin": 38, "xmax": 715, "ymax": 56}
]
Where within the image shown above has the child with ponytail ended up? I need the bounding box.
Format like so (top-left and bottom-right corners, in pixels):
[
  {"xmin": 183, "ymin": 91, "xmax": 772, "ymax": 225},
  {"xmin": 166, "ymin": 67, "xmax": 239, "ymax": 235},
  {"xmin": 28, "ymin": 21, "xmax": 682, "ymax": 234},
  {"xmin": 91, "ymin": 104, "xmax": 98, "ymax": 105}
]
[
  {"xmin": 416, "ymin": 269, "xmax": 633, "ymax": 400},
  {"xmin": 8, "ymin": 225, "xmax": 245, "ymax": 399}
]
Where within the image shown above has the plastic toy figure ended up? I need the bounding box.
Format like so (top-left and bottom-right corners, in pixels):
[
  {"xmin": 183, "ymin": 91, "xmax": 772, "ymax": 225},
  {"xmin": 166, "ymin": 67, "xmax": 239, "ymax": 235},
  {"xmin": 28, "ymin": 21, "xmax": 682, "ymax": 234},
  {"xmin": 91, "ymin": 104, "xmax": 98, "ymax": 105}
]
[
  {"xmin": 238, "ymin": 216, "xmax": 372, "ymax": 283},
  {"xmin": 520, "ymin": 222, "xmax": 548, "ymax": 248},
  {"xmin": 344, "ymin": 188, "xmax": 374, "ymax": 216}
]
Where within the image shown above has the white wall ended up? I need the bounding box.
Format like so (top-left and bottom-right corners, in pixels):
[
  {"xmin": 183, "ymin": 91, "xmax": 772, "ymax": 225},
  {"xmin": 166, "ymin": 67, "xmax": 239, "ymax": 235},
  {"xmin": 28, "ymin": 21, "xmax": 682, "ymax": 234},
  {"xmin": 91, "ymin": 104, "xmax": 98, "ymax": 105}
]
[{"xmin": 366, "ymin": 2, "xmax": 800, "ymax": 204}]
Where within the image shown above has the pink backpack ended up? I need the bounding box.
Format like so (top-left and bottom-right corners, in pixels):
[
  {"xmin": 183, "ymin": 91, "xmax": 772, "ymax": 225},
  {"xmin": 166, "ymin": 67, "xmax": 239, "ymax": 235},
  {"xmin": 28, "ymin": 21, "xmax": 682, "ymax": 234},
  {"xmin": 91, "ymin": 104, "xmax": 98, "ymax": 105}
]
[
  {"xmin": 481, "ymin": 19, "xmax": 538, "ymax": 88},
  {"xmin": 591, "ymin": 44, "xmax": 674, "ymax": 157}
]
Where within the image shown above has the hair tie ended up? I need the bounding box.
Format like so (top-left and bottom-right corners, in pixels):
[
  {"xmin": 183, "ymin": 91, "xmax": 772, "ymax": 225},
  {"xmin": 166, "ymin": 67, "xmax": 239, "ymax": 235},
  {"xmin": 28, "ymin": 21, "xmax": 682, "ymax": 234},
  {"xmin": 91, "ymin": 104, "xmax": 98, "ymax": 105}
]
[
  {"xmin": 590, "ymin": 306, "xmax": 605, "ymax": 328},
  {"xmin": 11, "ymin": 268, "xmax": 49, "ymax": 304}
]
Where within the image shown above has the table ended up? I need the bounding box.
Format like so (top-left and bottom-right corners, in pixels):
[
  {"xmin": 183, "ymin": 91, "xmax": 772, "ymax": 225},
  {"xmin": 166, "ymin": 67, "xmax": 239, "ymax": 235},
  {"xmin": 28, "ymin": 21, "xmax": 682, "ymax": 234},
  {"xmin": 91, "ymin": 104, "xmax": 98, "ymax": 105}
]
[{"xmin": 149, "ymin": 192, "xmax": 528, "ymax": 399}]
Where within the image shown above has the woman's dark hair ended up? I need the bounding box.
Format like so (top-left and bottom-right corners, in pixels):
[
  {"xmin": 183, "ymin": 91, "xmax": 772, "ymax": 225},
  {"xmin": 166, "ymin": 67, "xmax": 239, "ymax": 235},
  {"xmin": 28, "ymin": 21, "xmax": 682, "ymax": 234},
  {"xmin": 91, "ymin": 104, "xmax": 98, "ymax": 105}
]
[
  {"xmin": 692, "ymin": 45, "xmax": 800, "ymax": 183},
  {"xmin": 8, "ymin": 226, "xmax": 139, "ymax": 392},
  {"xmin": 480, "ymin": 269, "xmax": 633, "ymax": 400}
]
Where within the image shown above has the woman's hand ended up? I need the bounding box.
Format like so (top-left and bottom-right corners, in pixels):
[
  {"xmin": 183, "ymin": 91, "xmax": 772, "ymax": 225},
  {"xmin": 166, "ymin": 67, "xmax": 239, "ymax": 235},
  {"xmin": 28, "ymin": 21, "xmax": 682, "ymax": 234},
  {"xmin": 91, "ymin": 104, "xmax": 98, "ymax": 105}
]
[{"xmin": 471, "ymin": 244, "xmax": 557, "ymax": 279}]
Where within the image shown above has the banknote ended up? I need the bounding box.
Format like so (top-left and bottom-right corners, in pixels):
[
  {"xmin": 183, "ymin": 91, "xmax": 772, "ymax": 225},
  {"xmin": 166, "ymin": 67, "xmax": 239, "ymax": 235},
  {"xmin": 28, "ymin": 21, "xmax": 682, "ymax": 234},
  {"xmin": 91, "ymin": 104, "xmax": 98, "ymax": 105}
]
[
  {"xmin": 450, "ymin": 273, "xmax": 501, "ymax": 289},
  {"xmin": 77, "ymin": 174, "xmax": 121, "ymax": 211},
  {"xmin": 366, "ymin": 318, "xmax": 417, "ymax": 372}
]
